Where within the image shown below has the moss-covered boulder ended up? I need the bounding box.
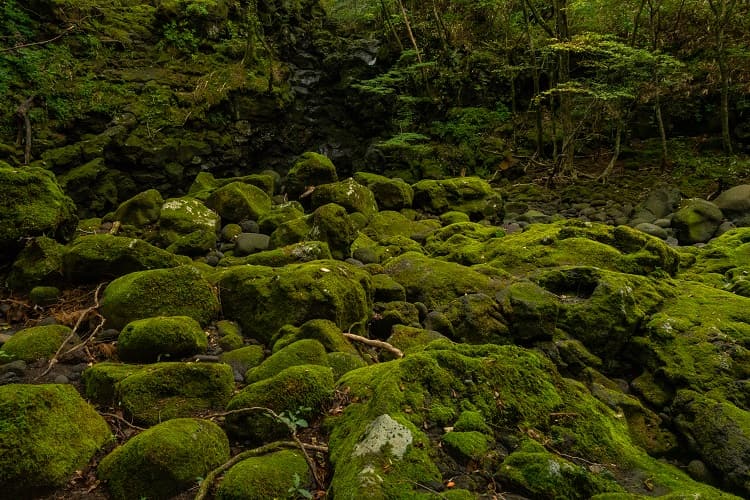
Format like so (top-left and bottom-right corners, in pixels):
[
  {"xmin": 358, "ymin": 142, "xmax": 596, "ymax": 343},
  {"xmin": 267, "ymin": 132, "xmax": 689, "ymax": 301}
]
[
  {"xmin": 216, "ymin": 319, "xmax": 244, "ymax": 351},
  {"xmin": 98, "ymin": 418, "xmax": 229, "ymax": 500},
  {"xmin": 672, "ymin": 198, "xmax": 724, "ymax": 245},
  {"xmin": 327, "ymin": 341, "xmax": 736, "ymax": 499},
  {"xmin": 383, "ymin": 252, "xmax": 502, "ymax": 310},
  {"xmin": 363, "ymin": 210, "xmax": 440, "ymax": 242},
  {"xmin": 58, "ymin": 158, "xmax": 120, "ymax": 218},
  {"xmin": 0, "ymin": 164, "xmax": 77, "ymax": 259},
  {"xmin": 101, "ymin": 265, "xmax": 220, "ymax": 330},
  {"xmin": 225, "ymin": 364, "xmax": 335, "ymax": 443},
  {"xmin": 117, "ymin": 316, "xmax": 208, "ymax": 362},
  {"xmin": 672, "ymin": 390, "xmax": 750, "ymax": 496},
  {"xmin": 0, "ymin": 384, "xmax": 111, "ymax": 497},
  {"xmin": 219, "ymin": 260, "xmax": 372, "ymax": 344},
  {"xmin": 221, "ymin": 345, "xmax": 266, "ymax": 380},
  {"xmin": 216, "ymin": 449, "xmax": 311, "ymax": 500},
  {"xmin": 188, "ymin": 172, "xmax": 276, "ymax": 201},
  {"xmin": 386, "ymin": 325, "xmax": 446, "ymax": 355},
  {"xmin": 112, "ymin": 188, "xmax": 164, "ymax": 226},
  {"xmin": 496, "ymin": 281, "xmax": 561, "ymax": 341},
  {"xmin": 82, "ymin": 362, "xmax": 144, "ymax": 405},
  {"xmin": 354, "ymin": 171, "xmax": 414, "ymax": 210},
  {"xmin": 245, "ymin": 339, "xmax": 328, "ymax": 383},
  {"xmin": 412, "ymin": 177, "xmax": 503, "ymax": 221},
  {"xmin": 62, "ymin": 234, "xmax": 184, "ymax": 283},
  {"xmin": 206, "ymin": 181, "xmax": 272, "ymax": 223},
  {"xmin": 424, "ymin": 222, "xmax": 503, "ymax": 266},
  {"xmin": 310, "ymin": 178, "xmax": 379, "ymax": 220},
  {"xmin": 271, "ymin": 319, "xmax": 358, "ymax": 354},
  {"xmin": 0, "ymin": 324, "xmax": 75, "ymax": 362},
  {"xmin": 117, "ymin": 362, "xmax": 234, "ymax": 425},
  {"xmin": 683, "ymin": 226, "xmax": 750, "ymax": 276},
  {"xmin": 440, "ymin": 293, "xmax": 511, "ymax": 344},
  {"xmin": 219, "ymin": 240, "xmax": 332, "ymax": 267},
  {"xmin": 7, "ymin": 236, "xmax": 65, "ymax": 291},
  {"xmin": 158, "ymin": 197, "xmax": 220, "ymax": 256},
  {"xmin": 258, "ymin": 201, "xmax": 305, "ymax": 234},
  {"xmin": 532, "ymin": 267, "xmax": 666, "ymax": 360},
  {"xmin": 486, "ymin": 220, "xmax": 680, "ymax": 276},
  {"xmin": 307, "ymin": 203, "xmax": 357, "ymax": 259},
  {"xmin": 285, "ymin": 152, "xmax": 338, "ymax": 199}
]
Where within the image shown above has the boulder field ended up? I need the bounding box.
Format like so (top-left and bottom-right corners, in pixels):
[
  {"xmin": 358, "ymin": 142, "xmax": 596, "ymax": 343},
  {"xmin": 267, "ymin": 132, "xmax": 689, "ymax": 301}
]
[{"xmin": 2, "ymin": 157, "xmax": 750, "ymax": 499}]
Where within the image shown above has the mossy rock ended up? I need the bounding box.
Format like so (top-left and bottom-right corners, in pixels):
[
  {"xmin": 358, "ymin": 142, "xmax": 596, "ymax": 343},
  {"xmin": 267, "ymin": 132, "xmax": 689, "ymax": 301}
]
[
  {"xmin": 486, "ymin": 220, "xmax": 680, "ymax": 276},
  {"xmin": 206, "ymin": 181, "xmax": 272, "ymax": 223},
  {"xmin": 101, "ymin": 265, "xmax": 220, "ymax": 330},
  {"xmin": 82, "ymin": 362, "xmax": 144, "ymax": 405},
  {"xmin": 329, "ymin": 341, "xmax": 735, "ymax": 498},
  {"xmin": 62, "ymin": 234, "xmax": 185, "ymax": 283},
  {"xmin": 7, "ymin": 236, "xmax": 65, "ymax": 291},
  {"xmin": 157, "ymin": 196, "xmax": 220, "ymax": 255},
  {"xmin": 218, "ymin": 260, "xmax": 372, "ymax": 344},
  {"xmin": 29, "ymin": 286, "xmax": 61, "ymax": 306},
  {"xmin": 386, "ymin": 325, "xmax": 446, "ymax": 354},
  {"xmin": 0, "ymin": 164, "xmax": 78, "ymax": 260},
  {"xmin": 219, "ymin": 240, "xmax": 332, "ymax": 267},
  {"xmin": 0, "ymin": 384, "xmax": 111, "ymax": 497},
  {"xmin": 112, "ymin": 188, "xmax": 164, "ymax": 227},
  {"xmin": 412, "ymin": 177, "xmax": 503, "ymax": 222},
  {"xmin": 671, "ymin": 390, "xmax": 750, "ymax": 496},
  {"xmin": 188, "ymin": 172, "xmax": 276, "ymax": 201},
  {"xmin": 225, "ymin": 364, "xmax": 335, "ymax": 443},
  {"xmin": 245, "ymin": 339, "xmax": 328, "ymax": 384},
  {"xmin": 285, "ymin": 152, "xmax": 338, "ymax": 200},
  {"xmin": 258, "ymin": 202, "xmax": 305, "ymax": 234},
  {"xmin": 216, "ymin": 449, "xmax": 311, "ymax": 500},
  {"xmin": 672, "ymin": 198, "xmax": 723, "ymax": 244},
  {"xmin": 370, "ymin": 273, "xmax": 406, "ymax": 302},
  {"xmin": 307, "ymin": 203, "xmax": 358, "ymax": 259},
  {"xmin": 117, "ymin": 315, "xmax": 208, "ymax": 363},
  {"xmin": 685, "ymin": 227, "xmax": 750, "ymax": 276},
  {"xmin": 98, "ymin": 418, "xmax": 229, "ymax": 500},
  {"xmin": 496, "ymin": 281, "xmax": 560, "ymax": 341},
  {"xmin": 363, "ymin": 210, "xmax": 440, "ymax": 242},
  {"xmin": 454, "ymin": 410, "xmax": 492, "ymax": 433},
  {"xmin": 58, "ymin": 158, "xmax": 120, "ymax": 218},
  {"xmin": 354, "ymin": 171, "xmax": 414, "ymax": 210},
  {"xmin": 220, "ymin": 344, "xmax": 265, "ymax": 377},
  {"xmin": 328, "ymin": 351, "xmax": 367, "ymax": 380},
  {"xmin": 269, "ymin": 214, "xmax": 312, "ymax": 249},
  {"xmin": 424, "ymin": 221, "xmax": 503, "ymax": 266},
  {"xmin": 117, "ymin": 362, "xmax": 234, "ymax": 425},
  {"xmin": 271, "ymin": 319, "xmax": 357, "ymax": 355},
  {"xmin": 370, "ymin": 301, "xmax": 421, "ymax": 339},
  {"xmin": 216, "ymin": 319, "xmax": 244, "ymax": 351},
  {"xmin": 531, "ymin": 266, "xmax": 667, "ymax": 360},
  {"xmin": 638, "ymin": 280, "xmax": 750, "ymax": 408},
  {"xmin": 498, "ymin": 440, "xmax": 623, "ymax": 499},
  {"xmin": 442, "ymin": 430, "xmax": 493, "ymax": 462},
  {"xmin": 440, "ymin": 293, "xmax": 511, "ymax": 344},
  {"xmin": 0, "ymin": 324, "xmax": 75, "ymax": 362},
  {"xmin": 310, "ymin": 178, "xmax": 379, "ymax": 220},
  {"xmin": 383, "ymin": 252, "xmax": 502, "ymax": 310}
]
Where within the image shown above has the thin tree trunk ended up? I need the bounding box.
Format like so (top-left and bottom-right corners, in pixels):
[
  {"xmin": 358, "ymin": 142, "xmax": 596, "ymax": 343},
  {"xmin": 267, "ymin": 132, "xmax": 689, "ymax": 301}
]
[
  {"xmin": 554, "ymin": 0, "xmax": 574, "ymax": 176},
  {"xmin": 16, "ymin": 96, "xmax": 34, "ymax": 165},
  {"xmin": 598, "ymin": 119, "xmax": 623, "ymax": 182},
  {"xmin": 380, "ymin": 0, "xmax": 404, "ymax": 51},
  {"xmin": 522, "ymin": 0, "xmax": 543, "ymax": 158},
  {"xmin": 655, "ymin": 90, "xmax": 668, "ymax": 169}
]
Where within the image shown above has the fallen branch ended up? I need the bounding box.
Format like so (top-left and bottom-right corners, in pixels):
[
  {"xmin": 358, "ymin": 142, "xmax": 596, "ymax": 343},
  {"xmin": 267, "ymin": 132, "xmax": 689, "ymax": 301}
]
[
  {"xmin": 36, "ymin": 282, "xmax": 106, "ymax": 380},
  {"xmin": 343, "ymin": 332, "xmax": 403, "ymax": 359},
  {"xmin": 100, "ymin": 412, "xmax": 147, "ymax": 431},
  {"xmin": 1, "ymin": 24, "xmax": 77, "ymax": 53}
]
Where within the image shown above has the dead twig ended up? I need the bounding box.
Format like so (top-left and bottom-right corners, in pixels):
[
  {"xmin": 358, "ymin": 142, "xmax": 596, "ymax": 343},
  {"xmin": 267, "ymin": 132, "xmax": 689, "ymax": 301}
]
[
  {"xmin": 36, "ymin": 282, "xmax": 106, "ymax": 380},
  {"xmin": 100, "ymin": 412, "xmax": 147, "ymax": 431},
  {"xmin": 343, "ymin": 332, "xmax": 403, "ymax": 359},
  {"xmin": 1, "ymin": 24, "xmax": 77, "ymax": 53}
]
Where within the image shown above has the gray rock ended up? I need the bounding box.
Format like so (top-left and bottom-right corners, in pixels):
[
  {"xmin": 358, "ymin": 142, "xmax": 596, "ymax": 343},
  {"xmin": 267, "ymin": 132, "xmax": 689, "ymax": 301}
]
[
  {"xmin": 234, "ymin": 233, "xmax": 270, "ymax": 256},
  {"xmin": 352, "ymin": 414, "xmax": 413, "ymax": 459},
  {"xmin": 239, "ymin": 219, "xmax": 260, "ymax": 233},
  {"xmin": 716, "ymin": 220, "xmax": 736, "ymax": 238},
  {"xmin": 653, "ymin": 218, "xmax": 672, "ymax": 228},
  {"xmin": 634, "ymin": 222, "xmax": 669, "ymax": 240},
  {"xmin": 714, "ymin": 185, "xmax": 750, "ymax": 217}
]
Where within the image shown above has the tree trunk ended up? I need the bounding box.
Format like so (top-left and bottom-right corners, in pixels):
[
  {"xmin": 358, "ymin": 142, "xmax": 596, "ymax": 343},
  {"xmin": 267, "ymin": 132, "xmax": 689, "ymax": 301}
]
[
  {"xmin": 554, "ymin": 0, "xmax": 574, "ymax": 176},
  {"xmin": 380, "ymin": 0, "xmax": 404, "ymax": 52},
  {"xmin": 16, "ymin": 96, "xmax": 34, "ymax": 165},
  {"xmin": 598, "ymin": 119, "xmax": 623, "ymax": 183},
  {"xmin": 708, "ymin": 0, "xmax": 736, "ymax": 154}
]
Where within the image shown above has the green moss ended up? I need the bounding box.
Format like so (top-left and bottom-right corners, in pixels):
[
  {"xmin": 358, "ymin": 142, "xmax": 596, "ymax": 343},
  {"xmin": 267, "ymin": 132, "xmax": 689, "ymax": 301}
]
[
  {"xmin": 245, "ymin": 339, "xmax": 328, "ymax": 383},
  {"xmin": 98, "ymin": 418, "xmax": 229, "ymax": 500},
  {"xmin": 363, "ymin": 210, "xmax": 440, "ymax": 242},
  {"xmin": 328, "ymin": 351, "xmax": 367, "ymax": 380},
  {"xmin": 454, "ymin": 410, "xmax": 492, "ymax": 434},
  {"xmin": 82, "ymin": 362, "xmax": 144, "ymax": 405},
  {"xmin": 58, "ymin": 158, "xmax": 120, "ymax": 217},
  {"xmin": 220, "ymin": 345, "xmax": 266, "ymax": 375},
  {"xmin": 310, "ymin": 178, "xmax": 379, "ymax": 220},
  {"xmin": 685, "ymin": 227, "xmax": 750, "ymax": 276},
  {"xmin": 0, "ymin": 384, "xmax": 111, "ymax": 497},
  {"xmin": 219, "ymin": 240, "xmax": 332, "ymax": 267},
  {"xmin": 29, "ymin": 286, "xmax": 61, "ymax": 306},
  {"xmin": 353, "ymin": 171, "xmax": 414, "ymax": 210},
  {"xmin": 442, "ymin": 431, "xmax": 492, "ymax": 462},
  {"xmin": 412, "ymin": 177, "xmax": 503, "ymax": 222},
  {"xmin": 188, "ymin": 172, "xmax": 276, "ymax": 201},
  {"xmin": 496, "ymin": 280, "xmax": 560, "ymax": 341},
  {"xmin": 216, "ymin": 319, "xmax": 243, "ymax": 351},
  {"xmin": 216, "ymin": 449, "xmax": 310, "ymax": 500},
  {"xmin": 117, "ymin": 362, "xmax": 234, "ymax": 425},
  {"xmin": 225, "ymin": 364, "xmax": 335, "ymax": 443},
  {"xmin": 7, "ymin": 236, "xmax": 65, "ymax": 291},
  {"xmin": 271, "ymin": 319, "xmax": 357, "ymax": 354},
  {"xmin": 218, "ymin": 260, "xmax": 372, "ymax": 344},
  {"xmin": 371, "ymin": 274, "xmax": 406, "ymax": 302},
  {"xmin": 101, "ymin": 265, "xmax": 220, "ymax": 330},
  {"xmin": 0, "ymin": 165, "xmax": 78, "ymax": 257},
  {"xmin": 439, "ymin": 211, "xmax": 471, "ymax": 225},
  {"xmin": 113, "ymin": 188, "xmax": 164, "ymax": 226},
  {"xmin": 206, "ymin": 181, "xmax": 272, "ymax": 223},
  {"xmin": 0, "ymin": 324, "xmax": 74, "ymax": 362},
  {"xmin": 117, "ymin": 315, "xmax": 208, "ymax": 362},
  {"xmin": 157, "ymin": 196, "xmax": 219, "ymax": 254},
  {"xmin": 62, "ymin": 233, "xmax": 185, "ymax": 283},
  {"xmin": 441, "ymin": 293, "xmax": 511, "ymax": 344},
  {"xmin": 383, "ymin": 252, "xmax": 502, "ymax": 309},
  {"xmin": 307, "ymin": 203, "xmax": 357, "ymax": 259},
  {"xmin": 258, "ymin": 202, "xmax": 305, "ymax": 234},
  {"xmin": 285, "ymin": 152, "xmax": 338, "ymax": 199},
  {"xmin": 268, "ymin": 215, "xmax": 312, "ymax": 248}
]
